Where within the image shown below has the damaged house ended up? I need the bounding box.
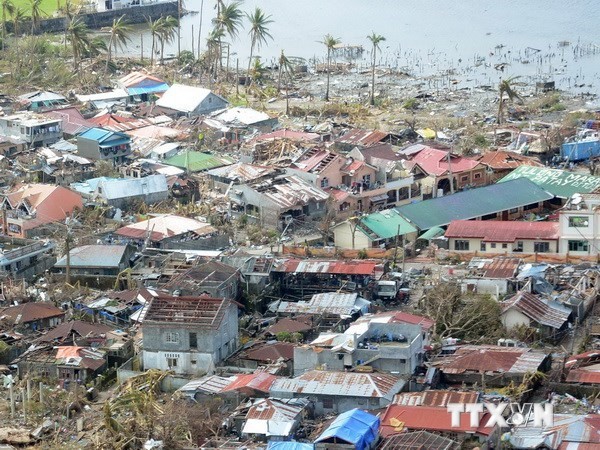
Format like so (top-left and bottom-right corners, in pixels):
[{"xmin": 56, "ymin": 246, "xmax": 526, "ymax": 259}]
[
  {"xmin": 141, "ymin": 294, "xmax": 239, "ymax": 375},
  {"xmin": 228, "ymin": 174, "xmax": 329, "ymax": 231}
]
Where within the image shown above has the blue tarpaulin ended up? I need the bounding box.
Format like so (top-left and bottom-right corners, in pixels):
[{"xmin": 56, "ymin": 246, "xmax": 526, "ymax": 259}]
[
  {"xmin": 314, "ymin": 409, "xmax": 379, "ymax": 450},
  {"xmin": 268, "ymin": 442, "xmax": 314, "ymax": 450}
]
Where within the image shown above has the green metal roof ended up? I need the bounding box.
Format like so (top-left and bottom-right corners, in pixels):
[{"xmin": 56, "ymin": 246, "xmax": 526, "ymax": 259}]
[
  {"xmin": 164, "ymin": 151, "xmax": 234, "ymax": 172},
  {"xmin": 418, "ymin": 226, "xmax": 446, "ymax": 240},
  {"xmin": 498, "ymin": 165, "xmax": 600, "ymax": 199},
  {"xmin": 396, "ymin": 178, "xmax": 554, "ymax": 230},
  {"xmin": 357, "ymin": 209, "xmax": 417, "ymax": 241}
]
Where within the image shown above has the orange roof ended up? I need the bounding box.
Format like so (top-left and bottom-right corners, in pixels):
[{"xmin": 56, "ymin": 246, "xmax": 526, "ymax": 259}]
[
  {"xmin": 477, "ymin": 150, "xmax": 543, "ymax": 170},
  {"xmin": 406, "ymin": 147, "xmax": 480, "ymax": 176},
  {"xmin": 56, "ymin": 346, "xmax": 85, "ymax": 359},
  {"xmin": 380, "ymin": 404, "xmax": 494, "ymax": 436}
]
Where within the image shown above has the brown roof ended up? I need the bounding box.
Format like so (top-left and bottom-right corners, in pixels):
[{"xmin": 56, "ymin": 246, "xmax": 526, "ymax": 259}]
[
  {"xmin": 445, "ymin": 220, "xmax": 560, "ymax": 243},
  {"xmin": 501, "ymin": 291, "xmax": 571, "ymax": 329},
  {"xmin": 143, "ymin": 294, "xmax": 234, "ymax": 329},
  {"xmin": 37, "ymin": 320, "xmax": 113, "ymax": 343},
  {"xmin": 359, "ymin": 143, "xmax": 403, "ymax": 162},
  {"xmin": 378, "ymin": 430, "xmax": 459, "ymax": 450},
  {"xmin": 477, "ymin": 150, "xmax": 543, "ymax": 170},
  {"xmin": 266, "ymin": 317, "xmax": 313, "ymax": 335},
  {"xmin": 1, "ymin": 302, "xmax": 65, "ymax": 325},
  {"xmin": 336, "ymin": 129, "xmax": 389, "ymax": 147},
  {"xmin": 482, "ymin": 256, "xmax": 523, "ymax": 279},
  {"xmin": 435, "ymin": 345, "xmax": 548, "ymax": 375},
  {"xmin": 243, "ymin": 341, "xmax": 295, "ymax": 362},
  {"xmin": 393, "ymin": 390, "xmax": 479, "ymax": 407}
]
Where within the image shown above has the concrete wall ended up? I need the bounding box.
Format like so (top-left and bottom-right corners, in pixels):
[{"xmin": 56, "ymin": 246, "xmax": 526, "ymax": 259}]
[
  {"xmin": 7, "ymin": 2, "xmax": 179, "ymax": 35},
  {"xmin": 502, "ymin": 308, "xmax": 530, "ymax": 330},
  {"xmin": 449, "ymin": 237, "xmax": 558, "ymax": 254},
  {"xmin": 333, "ymin": 222, "xmax": 371, "ymax": 249}
]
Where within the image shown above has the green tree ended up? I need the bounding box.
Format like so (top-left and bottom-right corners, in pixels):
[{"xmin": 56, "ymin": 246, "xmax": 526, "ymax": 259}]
[
  {"xmin": 105, "ymin": 14, "xmax": 131, "ymax": 73},
  {"xmin": 497, "ymin": 76, "xmax": 523, "ymax": 125},
  {"xmin": 245, "ymin": 7, "xmax": 272, "ymax": 87},
  {"xmin": 29, "ymin": 0, "xmax": 45, "ymax": 34},
  {"xmin": 321, "ymin": 34, "xmax": 340, "ymax": 101},
  {"xmin": 1, "ymin": 0, "xmax": 15, "ymax": 50},
  {"xmin": 367, "ymin": 32, "xmax": 385, "ymax": 106},
  {"xmin": 212, "ymin": 1, "xmax": 242, "ymax": 69}
]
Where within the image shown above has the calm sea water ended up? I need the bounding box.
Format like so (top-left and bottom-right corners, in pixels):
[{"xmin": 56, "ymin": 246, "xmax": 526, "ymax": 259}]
[{"xmin": 128, "ymin": 0, "xmax": 600, "ymax": 91}]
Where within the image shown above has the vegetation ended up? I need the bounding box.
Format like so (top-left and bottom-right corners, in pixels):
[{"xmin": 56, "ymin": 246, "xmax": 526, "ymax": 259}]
[
  {"xmin": 497, "ymin": 76, "xmax": 523, "ymax": 124},
  {"xmin": 105, "ymin": 14, "xmax": 131, "ymax": 73}
]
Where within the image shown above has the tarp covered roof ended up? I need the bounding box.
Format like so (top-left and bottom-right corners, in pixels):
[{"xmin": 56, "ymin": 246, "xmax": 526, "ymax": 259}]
[
  {"xmin": 267, "ymin": 442, "xmax": 314, "ymax": 450},
  {"xmin": 315, "ymin": 409, "xmax": 379, "ymax": 450}
]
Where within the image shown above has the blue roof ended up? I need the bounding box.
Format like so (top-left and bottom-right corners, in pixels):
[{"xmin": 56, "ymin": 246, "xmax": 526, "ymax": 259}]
[
  {"xmin": 315, "ymin": 409, "xmax": 379, "ymax": 450},
  {"xmin": 127, "ymin": 83, "xmax": 170, "ymax": 96},
  {"xmin": 267, "ymin": 443, "xmax": 314, "ymax": 450},
  {"xmin": 79, "ymin": 127, "xmax": 129, "ymax": 144}
]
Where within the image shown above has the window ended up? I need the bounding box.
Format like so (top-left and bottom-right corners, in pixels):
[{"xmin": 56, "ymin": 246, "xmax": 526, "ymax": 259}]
[
  {"xmin": 569, "ymin": 216, "xmax": 589, "ymax": 228},
  {"xmin": 189, "ymin": 332, "xmax": 197, "ymax": 349},
  {"xmin": 490, "ymin": 243, "xmax": 496, "ymax": 249},
  {"xmin": 480, "ymin": 242, "xmax": 486, "ymax": 251},
  {"xmin": 320, "ymin": 177, "xmax": 329, "ymax": 188},
  {"xmin": 167, "ymin": 358, "xmax": 178, "ymax": 368},
  {"xmin": 474, "ymin": 173, "xmax": 482, "ymax": 180},
  {"xmin": 461, "ymin": 175, "xmax": 469, "ymax": 182},
  {"xmin": 502, "ymin": 243, "xmax": 508, "ymax": 249},
  {"xmin": 524, "ymin": 203, "xmax": 538, "ymax": 211},
  {"xmin": 509, "ymin": 208, "xmax": 519, "ymax": 214},
  {"xmin": 362, "ymin": 174, "xmax": 371, "ymax": 185},
  {"xmin": 322, "ymin": 398, "xmax": 334, "ymax": 409},
  {"xmin": 534, "ymin": 242, "xmax": 550, "ymax": 253},
  {"xmin": 165, "ymin": 332, "xmax": 179, "ymax": 344},
  {"xmin": 515, "ymin": 241, "xmax": 523, "ymax": 252},
  {"xmin": 568, "ymin": 240, "xmax": 589, "ymax": 252},
  {"xmin": 454, "ymin": 240, "xmax": 470, "ymax": 251}
]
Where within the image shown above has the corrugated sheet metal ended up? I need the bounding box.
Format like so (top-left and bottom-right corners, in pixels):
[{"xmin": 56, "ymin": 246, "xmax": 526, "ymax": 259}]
[
  {"xmin": 445, "ymin": 220, "xmax": 560, "ymax": 243},
  {"xmin": 54, "ymin": 244, "xmax": 127, "ymax": 268},
  {"xmin": 270, "ymin": 370, "xmax": 403, "ymax": 400},
  {"xmin": 393, "ymin": 390, "xmax": 479, "ymax": 407},
  {"xmin": 397, "ymin": 178, "xmax": 554, "ymax": 230},
  {"xmin": 336, "ymin": 129, "xmax": 389, "ymax": 147},
  {"xmin": 502, "ymin": 292, "xmax": 571, "ymax": 329},
  {"xmin": 482, "ymin": 257, "xmax": 523, "ymax": 279},
  {"xmin": 275, "ymin": 259, "xmax": 378, "ymax": 275}
]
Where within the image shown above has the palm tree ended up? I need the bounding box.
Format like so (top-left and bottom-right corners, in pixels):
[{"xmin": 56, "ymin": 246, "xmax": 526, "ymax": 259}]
[
  {"xmin": 67, "ymin": 16, "xmax": 90, "ymax": 71},
  {"xmin": 147, "ymin": 16, "xmax": 162, "ymax": 66},
  {"xmin": 278, "ymin": 50, "xmax": 294, "ymax": 115},
  {"xmin": 212, "ymin": 1, "xmax": 242, "ymax": 69},
  {"xmin": 206, "ymin": 26, "xmax": 224, "ymax": 83},
  {"xmin": 158, "ymin": 15, "xmax": 178, "ymax": 65},
  {"xmin": 61, "ymin": 0, "xmax": 77, "ymax": 50},
  {"xmin": 245, "ymin": 7, "xmax": 272, "ymax": 87},
  {"xmin": 29, "ymin": 0, "xmax": 45, "ymax": 35},
  {"xmin": 367, "ymin": 32, "xmax": 385, "ymax": 106},
  {"xmin": 1, "ymin": 0, "xmax": 14, "ymax": 50},
  {"xmin": 321, "ymin": 34, "xmax": 340, "ymax": 101},
  {"xmin": 105, "ymin": 14, "xmax": 131, "ymax": 73},
  {"xmin": 12, "ymin": 6, "xmax": 26, "ymax": 38},
  {"xmin": 497, "ymin": 76, "xmax": 523, "ymax": 124}
]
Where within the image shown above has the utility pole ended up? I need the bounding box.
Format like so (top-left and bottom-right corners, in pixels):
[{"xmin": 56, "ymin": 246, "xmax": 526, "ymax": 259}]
[
  {"xmin": 177, "ymin": 0, "xmax": 181, "ymax": 60},
  {"xmin": 65, "ymin": 218, "xmax": 73, "ymax": 285},
  {"xmin": 197, "ymin": 0, "xmax": 203, "ymax": 60},
  {"xmin": 446, "ymin": 149, "xmax": 455, "ymax": 195},
  {"xmin": 393, "ymin": 224, "xmax": 401, "ymax": 268}
]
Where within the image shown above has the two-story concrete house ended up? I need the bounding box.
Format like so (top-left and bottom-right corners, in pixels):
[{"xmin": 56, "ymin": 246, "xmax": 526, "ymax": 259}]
[
  {"xmin": 293, "ymin": 321, "xmax": 423, "ymax": 376},
  {"xmin": 77, "ymin": 127, "xmax": 132, "ymax": 164},
  {"xmin": 141, "ymin": 294, "xmax": 239, "ymax": 375},
  {"xmin": 0, "ymin": 113, "xmax": 62, "ymax": 147}
]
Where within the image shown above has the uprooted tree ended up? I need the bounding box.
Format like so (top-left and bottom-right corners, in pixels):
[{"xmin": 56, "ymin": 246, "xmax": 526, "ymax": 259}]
[{"xmin": 418, "ymin": 282, "xmax": 504, "ymax": 343}]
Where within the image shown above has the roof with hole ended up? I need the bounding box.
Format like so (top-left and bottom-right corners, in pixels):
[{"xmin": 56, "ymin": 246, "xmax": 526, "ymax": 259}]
[
  {"xmin": 396, "ymin": 178, "xmax": 554, "ymax": 230},
  {"xmin": 143, "ymin": 295, "xmax": 234, "ymax": 328}
]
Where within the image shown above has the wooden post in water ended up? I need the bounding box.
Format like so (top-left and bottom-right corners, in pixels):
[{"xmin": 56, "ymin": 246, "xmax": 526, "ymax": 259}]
[{"xmin": 191, "ymin": 24, "xmax": 195, "ymax": 57}]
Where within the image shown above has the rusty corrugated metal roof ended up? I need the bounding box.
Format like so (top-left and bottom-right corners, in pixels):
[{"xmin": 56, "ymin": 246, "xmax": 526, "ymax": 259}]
[
  {"xmin": 336, "ymin": 129, "xmax": 389, "ymax": 147},
  {"xmin": 393, "ymin": 390, "xmax": 479, "ymax": 407},
  {"xmin": 502, "ymin": 291, "xmax": 571, "ymax": 329},
  {"xmin": 275, "ymin": 259, "xmax": 379, "ymax": 275}
]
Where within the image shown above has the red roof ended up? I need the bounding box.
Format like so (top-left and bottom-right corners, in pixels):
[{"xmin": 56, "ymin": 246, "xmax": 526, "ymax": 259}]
[
  {"xmin": 275, "ymin": 259, "xmax": 379, "ymax": 275},
  {"xmin": 407, "ymin": 147, "xmax": 480, "ymax": 176},
  {"xmin": 43, "ymin": 107, "xmax": 93, "ymax": 135},
  {"xmin": 221, "ymin": 372, "xmax": 278, "ymax": 394},
  {"xmin": 566, "ymin": 369, "xmax": 600, "ymax": 384},
  {"xmin": 327, "ymin": 188, "xmax": 351, "ymax": 202},
  {"xmin": 388, "ymin": 311, "xmax": 435, "ymax": 331},
  {"xmin": 380, "ymin": 404, "xmax": 494, "ymax": 437},
  {"xmin": 445, "ymin": 220, "xmax": 559, "ymax": 242}
]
